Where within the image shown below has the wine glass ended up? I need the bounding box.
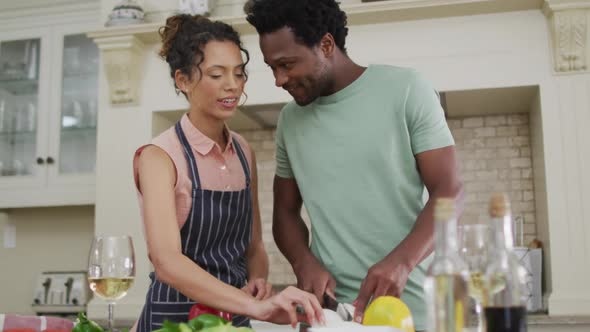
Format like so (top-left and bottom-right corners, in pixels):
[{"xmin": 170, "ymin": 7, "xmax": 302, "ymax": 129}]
[
  {"xmin": 88, "ymin": 235, "xmax": 136, "ymax": 332},
  {"xmin": 459, "ymin": 224, "xmax": 491, "ymax": 332}
]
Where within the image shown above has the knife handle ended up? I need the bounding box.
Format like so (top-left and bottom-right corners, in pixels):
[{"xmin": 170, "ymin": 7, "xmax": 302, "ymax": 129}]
[
  {"xmin": 295, "ymin": 304, "xmax": 306, "ymax": 314},
  {"xmin": 323, "ymin": 292, "xmax": 339, "ymax": 311}
]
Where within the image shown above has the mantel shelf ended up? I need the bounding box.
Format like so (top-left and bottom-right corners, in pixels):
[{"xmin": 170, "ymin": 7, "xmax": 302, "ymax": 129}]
[
  {"xmin": 88, "ymin": 0, "xmax": 543, "ymax": 44},
  {"xmin": 89, "ymin": 0, "xmax": 589, "ymax": 106}
]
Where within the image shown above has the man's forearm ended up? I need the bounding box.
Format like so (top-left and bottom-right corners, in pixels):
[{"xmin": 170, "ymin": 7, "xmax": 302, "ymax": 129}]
[
  {"xmin": 273, "ymin": 212, "xmax": 313, "ymax": 269},
  {"xmin": 246, "ymin": 243, "xmax": 269, "ymax": 280},
  {"xmin": 389, "ymin": 188, "xmax": 464, "ymax": 267},
  {"xmin": 389, "ymin": 198, "xmax": 435, "ymax": 267}
]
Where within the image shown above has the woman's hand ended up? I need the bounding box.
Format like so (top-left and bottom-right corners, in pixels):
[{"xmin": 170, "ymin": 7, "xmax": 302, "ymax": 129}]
[
  {"xmin": 250, "ymin": 286, "xmax": 325, "ymax": 328},
  {"xmin": 242, "ymin": 278, "xmax": 273, "ymax": 300}
]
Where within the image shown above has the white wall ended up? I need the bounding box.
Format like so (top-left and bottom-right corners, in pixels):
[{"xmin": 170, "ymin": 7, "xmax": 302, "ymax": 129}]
[
  {"xmin": 144, "ymin": 9, "xmax": 554, "ymax": 109},
  {"xmin": 530, "ymin": 91, "xmax": 551, "ymax": 295},
  {"xmin": 0, "ymin": 206, "xmax": 95, "ymax": 315},
  {"xmin": 540, "ymin": 74, "xmax": 590, "ymax": 315}
]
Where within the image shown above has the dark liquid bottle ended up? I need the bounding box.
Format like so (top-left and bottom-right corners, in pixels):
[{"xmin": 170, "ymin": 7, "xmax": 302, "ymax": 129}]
[
  {"xmin": 484, "ymin": 193, "xmax": 528, "ymax": 332},
  {"xmin": 485, "ymin": 306, "xmax": 527, "ymax": 332}
]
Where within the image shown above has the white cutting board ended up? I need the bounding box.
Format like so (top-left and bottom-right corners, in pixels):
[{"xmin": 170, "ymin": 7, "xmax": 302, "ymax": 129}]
[{"xmin": 309, "ymin": 326, "xmax": 403, "ymax": 332}]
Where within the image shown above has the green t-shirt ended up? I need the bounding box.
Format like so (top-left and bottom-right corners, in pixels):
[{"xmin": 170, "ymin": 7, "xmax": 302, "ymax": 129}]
[{"xmin": 275, "ymin": 64, "xmax": 454, "ymax": 330}]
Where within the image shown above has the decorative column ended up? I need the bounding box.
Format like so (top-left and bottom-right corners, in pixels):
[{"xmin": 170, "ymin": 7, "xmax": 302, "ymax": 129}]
[
  {"xmin": 87, "ymin": 32, "xmax": 152, "ymax": 324},
  {"xmin": 542, "ymin": 0, "xmax": 590, "ymax": 316}
]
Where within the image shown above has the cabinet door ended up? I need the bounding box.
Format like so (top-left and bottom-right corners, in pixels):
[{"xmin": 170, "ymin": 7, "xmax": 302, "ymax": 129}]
[
  {"xmin": 0, "ymin": 29, "xmax": 51, "ymax": 188},
  {"xmin": 47, "ymin": 24, "xmax": 99, "ymax": 186}
]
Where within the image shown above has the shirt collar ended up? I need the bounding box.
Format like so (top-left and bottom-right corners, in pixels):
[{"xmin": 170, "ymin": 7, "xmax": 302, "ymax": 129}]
[{"xmin": 180, "ymin": 114, "xmax": 234, "ymax": 156}]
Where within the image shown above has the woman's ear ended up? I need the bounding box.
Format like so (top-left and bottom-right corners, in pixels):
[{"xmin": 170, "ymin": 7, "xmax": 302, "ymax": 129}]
[{"xmin": 174, "ymin": 69, "xmax": 190, "ymax": 93}]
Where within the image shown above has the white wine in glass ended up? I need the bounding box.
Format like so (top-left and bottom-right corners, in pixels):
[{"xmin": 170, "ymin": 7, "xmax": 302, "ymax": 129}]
[
  {"xmin": 459, "ymin": 224, "xmax": 491, "ymax": 332},
  {"xmin": 88, "ymin": 235, "xmax": 135, "ymax": 332},
  {"xmin": 468, "ymin": 271, "xmax": 487, "ymax": 304},
  {"xmin": 89, "ymin": 277, "xmax": 135, "ymax": 301}
]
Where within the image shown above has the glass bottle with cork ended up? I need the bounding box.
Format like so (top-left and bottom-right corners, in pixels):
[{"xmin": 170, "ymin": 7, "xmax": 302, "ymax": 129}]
[
  {"xmin": 424, "ymin": 197, "xmax": 471, "ymax": 332},
  {"xmin": 484, "ymin": 193, "xmax": 528, "ymax": 332}
]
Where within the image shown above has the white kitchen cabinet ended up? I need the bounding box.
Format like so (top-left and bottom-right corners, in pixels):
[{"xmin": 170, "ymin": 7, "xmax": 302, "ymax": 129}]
[{"xmin": 0, "ymin": 18, "xmax": 100, "ymax": 208}]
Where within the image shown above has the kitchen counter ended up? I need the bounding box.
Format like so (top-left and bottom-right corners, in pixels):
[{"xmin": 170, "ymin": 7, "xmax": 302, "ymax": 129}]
[
  {"xmin": 528, "ymin": 314, "xmax": 590, "ymax": 325},
  {"xmin": 101, "ymin": 315, "xmax": 590, "ymax": 331},
  {"xmin": 528, "ymin": 315, "xmax": 590, "ymax": 332}
]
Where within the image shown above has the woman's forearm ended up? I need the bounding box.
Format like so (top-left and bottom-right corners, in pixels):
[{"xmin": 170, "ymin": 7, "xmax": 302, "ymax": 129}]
[{"xmin": 154, "ymin": 251, "xmax": 257, "ymax": 316}]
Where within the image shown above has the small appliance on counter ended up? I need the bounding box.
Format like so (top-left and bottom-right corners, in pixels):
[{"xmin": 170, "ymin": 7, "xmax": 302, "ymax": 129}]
[{"xmin": 32, "ymin": 271, "xmax": 90, "ymax": 316}]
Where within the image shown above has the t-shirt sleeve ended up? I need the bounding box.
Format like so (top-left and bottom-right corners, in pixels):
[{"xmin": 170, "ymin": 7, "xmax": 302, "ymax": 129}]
[
  {"xmin": 275, "ymin": 108, "xmax": 294, "ymax": 178},
  {"xmin": 405, "ymin": 71, "xmax": 454, "ymax": 155}
]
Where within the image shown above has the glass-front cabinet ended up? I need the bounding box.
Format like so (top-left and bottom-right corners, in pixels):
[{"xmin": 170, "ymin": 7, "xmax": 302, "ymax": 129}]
[
  {"xmin": 58, "ymin": 34, "xmax": 99, "ymax": 175},
  {"xmin": 50, "ymin": 24, "xmax": 100, "ymax": 184},
  {"xmin": 0, "ymin": 37, "xmax": 42, "ymax": 179},
  {"xmin": 0, "ymin": 19, "xmax": 100, "ymax": 208}
]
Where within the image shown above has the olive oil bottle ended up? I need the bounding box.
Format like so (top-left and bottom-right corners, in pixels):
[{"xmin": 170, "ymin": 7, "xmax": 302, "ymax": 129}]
[{"xmin": 424, "ymin": 198, "xmax": 471, "ymax": 332}]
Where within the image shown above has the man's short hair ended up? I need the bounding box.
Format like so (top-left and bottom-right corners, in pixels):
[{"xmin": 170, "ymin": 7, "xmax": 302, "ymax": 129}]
[{"xmin": 245, "ymin": 0, "xmax": 349, "ymax": 53}]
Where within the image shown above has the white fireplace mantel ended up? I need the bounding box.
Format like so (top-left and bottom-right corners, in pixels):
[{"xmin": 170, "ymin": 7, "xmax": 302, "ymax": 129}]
[
  {"xmin": 90, "ymin": 0, "xmax": 590, "ymax": 106},
  {"xmin": 91, "ymin": 0, "xmax": 548, "ymax": 42},
  {"xmin": 89, "ymin": 0, "xmax": 552, "ymax": 106}
]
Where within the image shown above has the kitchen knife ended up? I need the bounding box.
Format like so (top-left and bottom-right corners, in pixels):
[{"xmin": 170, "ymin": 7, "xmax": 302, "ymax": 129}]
[
  {"xmin": 323, "ymin": 292, "xmax": 339, "ymax": 311},
  {"xmin": 323, "ymin": 292, "xmax": 354, "ymax": 321}
]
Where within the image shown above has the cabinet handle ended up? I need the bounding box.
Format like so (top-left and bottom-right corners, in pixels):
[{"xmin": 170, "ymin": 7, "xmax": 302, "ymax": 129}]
[
  {"xmin": 46, "ymin": 157, "xmax": 55, "ymax": 165},
  {"xmin": 36, "ymin": 157, "xmax": 45, "ymax": 165}
]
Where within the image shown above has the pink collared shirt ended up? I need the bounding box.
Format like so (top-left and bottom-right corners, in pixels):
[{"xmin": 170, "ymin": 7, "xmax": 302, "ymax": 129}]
[{"xmin": 133, "ymin": 114, "xmax": 252, "ymax": 228}]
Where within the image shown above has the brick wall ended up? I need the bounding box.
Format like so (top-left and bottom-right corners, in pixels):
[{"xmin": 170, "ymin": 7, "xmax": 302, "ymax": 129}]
[
  {"xmin": 238, "ymin": 129, "xmax": 298, "ymax": 285},
  {"xmin": 448, "ymin": 113, "xmax": 537, "ymax": 246},
  {"xmin": 238, "ymin": 112, "xmax": 537, "ymax": 283}
]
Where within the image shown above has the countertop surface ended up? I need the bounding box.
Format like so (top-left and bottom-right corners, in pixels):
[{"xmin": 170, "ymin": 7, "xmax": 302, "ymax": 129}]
[
  {"xmin": 527, "ymin": 314, "xmax": 590, "ymax": 325},
  {"xmin": 97, "ymin": 315, "xmax": 590, "ymax": 330}
]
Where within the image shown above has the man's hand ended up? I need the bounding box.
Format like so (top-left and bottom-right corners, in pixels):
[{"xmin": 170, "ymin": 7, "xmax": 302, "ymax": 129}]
[
  {"xmin": 242, "ymin": 278, "xmax": 274, "ymax": 300},
  {"xmin": 353, "ymin": 253, "xmax": 414, "ymax": 323},
  {"xmin": 294, "ymin": 254, "xmax": 337, "ymax": 306}
]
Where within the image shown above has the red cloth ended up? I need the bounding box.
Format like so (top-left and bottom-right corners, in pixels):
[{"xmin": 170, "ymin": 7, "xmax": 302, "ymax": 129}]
[{"xmin": 0, "ymin": 314, "xmax": 73, "ymax": 332}]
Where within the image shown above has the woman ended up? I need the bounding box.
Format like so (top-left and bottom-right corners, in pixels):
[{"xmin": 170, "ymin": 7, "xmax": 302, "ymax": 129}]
[{"xmin": 132, "ymin": 14, "xmax": 324, "ymax": 331}]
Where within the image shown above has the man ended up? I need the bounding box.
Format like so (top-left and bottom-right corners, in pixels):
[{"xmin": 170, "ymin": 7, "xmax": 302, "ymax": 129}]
[{"xmin": 245, "ymin": 1, "xmax": 463, "ymax": 330}]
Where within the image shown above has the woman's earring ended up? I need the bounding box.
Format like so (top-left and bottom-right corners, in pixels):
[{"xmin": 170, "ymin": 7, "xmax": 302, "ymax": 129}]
[{"xmin": 239, "ymin": 92, "xmax": 248, "ymax": 107}]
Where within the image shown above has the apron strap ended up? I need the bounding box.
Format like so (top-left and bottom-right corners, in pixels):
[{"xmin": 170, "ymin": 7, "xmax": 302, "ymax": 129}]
[
  {"xmin": 232, "ymin": 135, "xmax": 251, "ymax": 187},
  {"xmin": 175, "ymin": 121, "xmax": 201, "ymax": 190}
]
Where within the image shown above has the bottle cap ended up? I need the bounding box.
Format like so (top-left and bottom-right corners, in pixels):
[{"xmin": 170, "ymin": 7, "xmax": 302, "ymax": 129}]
[
  {"xmin": 434, "ymin": 198, "xmax": 455, "ymax": 221},
  {"xmin": 489, "ymin": 192, "xmax": 511, "ymax": 218}
]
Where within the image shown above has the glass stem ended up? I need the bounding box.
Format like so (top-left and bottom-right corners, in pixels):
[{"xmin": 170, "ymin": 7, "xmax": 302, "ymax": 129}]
[{"xmin": 108, "ymin": 302, "xmax": 114, "ymax": 332}]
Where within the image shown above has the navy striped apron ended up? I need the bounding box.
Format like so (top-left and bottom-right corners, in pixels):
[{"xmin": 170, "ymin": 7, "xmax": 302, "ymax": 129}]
[{"xmin": 136, "ymin": 122, "xmax": 253, "ymax": 331}]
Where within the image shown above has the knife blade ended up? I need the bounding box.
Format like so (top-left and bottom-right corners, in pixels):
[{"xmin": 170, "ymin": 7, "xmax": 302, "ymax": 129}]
[
  {"xmin": 337, "ymin": 303, "xmax": 355, "ymax": 322},
  {"xmin": 323, "ymin": 292, "xmax": 354, "ymax": 321}
]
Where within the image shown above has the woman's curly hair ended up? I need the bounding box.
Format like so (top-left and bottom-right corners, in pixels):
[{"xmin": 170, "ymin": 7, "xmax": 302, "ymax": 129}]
[
  {"xmin": 159, "ymin": 14, "xmax": 250, "ymax": 96},
  {"xmin": 244, "ymin": 0, "xmax": 348, "ymax": 53}
]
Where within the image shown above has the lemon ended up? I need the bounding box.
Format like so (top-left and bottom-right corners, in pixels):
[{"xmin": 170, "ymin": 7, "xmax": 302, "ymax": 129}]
[{"xmin": 362, "ymin": 296, "xmax": 415, "ymax": 332}]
